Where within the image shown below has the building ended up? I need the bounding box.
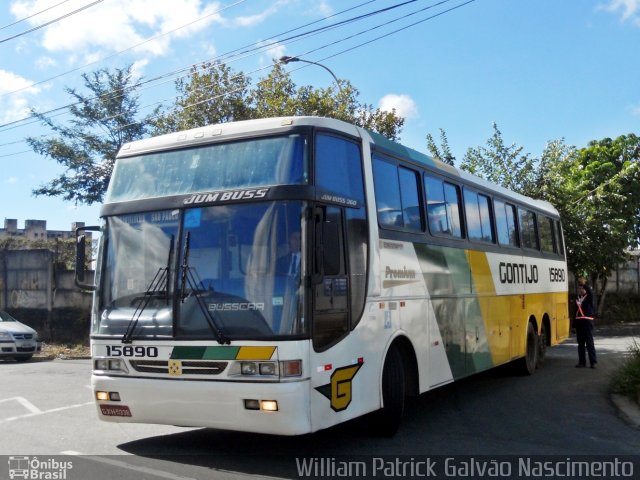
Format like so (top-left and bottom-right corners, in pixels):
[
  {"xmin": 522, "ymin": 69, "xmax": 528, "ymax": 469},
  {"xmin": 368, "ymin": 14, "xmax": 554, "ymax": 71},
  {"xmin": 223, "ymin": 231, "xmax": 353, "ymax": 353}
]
[{"xmin": 1, "ymin": 219, "xmax": 86, "ymax": 241}]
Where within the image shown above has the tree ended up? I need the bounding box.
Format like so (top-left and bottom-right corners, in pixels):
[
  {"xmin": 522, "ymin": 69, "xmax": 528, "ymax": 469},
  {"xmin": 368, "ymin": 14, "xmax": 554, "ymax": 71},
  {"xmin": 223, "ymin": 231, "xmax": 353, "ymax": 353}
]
[
  {"xmin": 155, "ymin": 61, "xmax": 405, "ymax": 140},
  {"xmin": 29, "ymin": 65, "xmax": 154, "ymax": 205},
  {"xmin": 426, "ymin": 128, "xmax": 455, "ymax": 165},
  {"xmin": 460, "ymin": 122, "xmax": 537, "ymax": 196},
  {"xmin": 542, "ymin": 135, "xmax": 640, "ymax": 314},
  {"xmin": 153, "ymin": 62, "xmax": 252, "ymax": 134}
]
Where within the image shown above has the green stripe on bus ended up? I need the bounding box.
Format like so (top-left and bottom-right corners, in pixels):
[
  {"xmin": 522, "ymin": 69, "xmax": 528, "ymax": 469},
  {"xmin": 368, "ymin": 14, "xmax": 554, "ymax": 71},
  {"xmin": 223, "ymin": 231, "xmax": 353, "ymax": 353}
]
[{"xmin": 170, "ymin": 346, "xmax": 242, "ymax": 360}]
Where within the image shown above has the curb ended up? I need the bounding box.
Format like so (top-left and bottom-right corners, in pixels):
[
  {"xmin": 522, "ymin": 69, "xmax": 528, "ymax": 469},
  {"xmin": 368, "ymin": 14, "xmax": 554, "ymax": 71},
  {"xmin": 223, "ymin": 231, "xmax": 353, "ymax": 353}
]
[{"xmin": 611, "ymin": 394, "xmax": 640, "ymax": 430}]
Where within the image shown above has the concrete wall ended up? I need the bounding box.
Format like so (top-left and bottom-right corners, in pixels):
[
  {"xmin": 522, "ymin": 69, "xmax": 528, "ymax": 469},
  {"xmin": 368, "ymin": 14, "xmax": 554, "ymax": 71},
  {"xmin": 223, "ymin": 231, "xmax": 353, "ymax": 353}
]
[{"xmin": 0, "ymin": 249, "xmax": 92, "ymax": 341}]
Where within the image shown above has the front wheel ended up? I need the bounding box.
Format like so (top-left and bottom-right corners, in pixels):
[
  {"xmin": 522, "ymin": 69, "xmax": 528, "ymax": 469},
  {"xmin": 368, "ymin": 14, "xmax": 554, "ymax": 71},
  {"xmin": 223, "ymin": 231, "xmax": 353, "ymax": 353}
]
[{"xmin": 372, "ymin": 346, "xmax": 405, "ymax": 436}]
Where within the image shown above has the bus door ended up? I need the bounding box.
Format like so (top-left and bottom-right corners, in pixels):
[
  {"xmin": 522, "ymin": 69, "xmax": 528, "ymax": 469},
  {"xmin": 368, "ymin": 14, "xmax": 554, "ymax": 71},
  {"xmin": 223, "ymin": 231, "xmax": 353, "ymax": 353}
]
[{"xmin": 308, "ymin": 205, "xmax": 362, "ymax": 429}]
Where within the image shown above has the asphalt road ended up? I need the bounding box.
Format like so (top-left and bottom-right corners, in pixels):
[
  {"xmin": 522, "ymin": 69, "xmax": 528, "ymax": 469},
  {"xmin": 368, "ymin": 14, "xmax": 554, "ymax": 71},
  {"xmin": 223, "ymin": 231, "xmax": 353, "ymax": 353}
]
[{"xmin": 1, "ymin": 329, "xmax": 639, "ymax": 480}]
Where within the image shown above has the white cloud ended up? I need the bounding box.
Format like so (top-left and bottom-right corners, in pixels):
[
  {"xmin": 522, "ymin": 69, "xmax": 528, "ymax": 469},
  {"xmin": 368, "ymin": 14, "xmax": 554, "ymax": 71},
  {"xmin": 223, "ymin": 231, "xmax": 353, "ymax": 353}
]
[
  {"xmin": 629, "ymin": 103, "xmax": 640, "ymax": 116},
  {"xmin": 317, "ymin": 1, "xmax": 334, "ymax": 18},
  {"xmin": 257, "ymin": 40, "xmax": 286, "ymax": 64},
  {"xmin": 379, "ymin": 94, "xmax": 418, "ymax": 119},
  {"xmin": 10, "ymin": 0, "xmax": 226, "ymax": 59},
  {"xmin": 0, "ymin": 69, "xmax": 40, "ymax": 124},
  {"xmin": 600, "ymin": 0, "xmax": 640, "ymax": 25},
  {"xmin": 232, "ymin": 1, "xmax": 288, "ymax": 27},
  {"xmin": 35, "ymin": 56, "xmax": 56, "ymax": 70}
]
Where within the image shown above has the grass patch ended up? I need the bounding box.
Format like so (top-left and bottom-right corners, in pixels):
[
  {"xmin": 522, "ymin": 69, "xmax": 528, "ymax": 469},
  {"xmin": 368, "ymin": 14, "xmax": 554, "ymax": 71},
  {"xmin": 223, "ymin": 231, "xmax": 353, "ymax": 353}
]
[
  {"xmin": 611, "ymin": 339, "xmax": 640, "ymax": 403},
  {"xmin": 37, "ymin": 342, "xmax": 91, "ymax": 359}
]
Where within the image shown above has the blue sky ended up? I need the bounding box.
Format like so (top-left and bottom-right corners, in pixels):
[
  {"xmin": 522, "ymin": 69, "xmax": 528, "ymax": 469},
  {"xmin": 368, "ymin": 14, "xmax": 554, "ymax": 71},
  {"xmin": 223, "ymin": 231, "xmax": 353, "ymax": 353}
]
[{"xmin": 1, "ymin": 0, "xmax": 639, "ymax": 230}]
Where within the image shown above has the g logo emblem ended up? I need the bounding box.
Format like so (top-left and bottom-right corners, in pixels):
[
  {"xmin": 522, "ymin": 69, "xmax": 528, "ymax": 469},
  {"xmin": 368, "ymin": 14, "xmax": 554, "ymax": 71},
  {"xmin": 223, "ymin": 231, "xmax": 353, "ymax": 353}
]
[{"xmin": 316, "ymin": 363, "xmax": 363, "ymax": 412}]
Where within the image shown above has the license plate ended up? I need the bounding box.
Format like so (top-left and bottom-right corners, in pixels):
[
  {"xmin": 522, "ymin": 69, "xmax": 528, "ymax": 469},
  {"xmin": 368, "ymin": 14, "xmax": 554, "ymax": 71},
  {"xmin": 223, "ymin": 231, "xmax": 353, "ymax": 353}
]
[{"xmin": 100, "ymin": 405, "xmax": 132, "ymax": 417}]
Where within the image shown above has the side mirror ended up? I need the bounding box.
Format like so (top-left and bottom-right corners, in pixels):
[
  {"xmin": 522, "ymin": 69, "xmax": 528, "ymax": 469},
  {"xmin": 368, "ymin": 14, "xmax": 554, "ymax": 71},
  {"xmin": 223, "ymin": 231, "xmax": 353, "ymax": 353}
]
[{"xmin": 75, "ymin": 226, "xmax": 100, "ymax": 290}]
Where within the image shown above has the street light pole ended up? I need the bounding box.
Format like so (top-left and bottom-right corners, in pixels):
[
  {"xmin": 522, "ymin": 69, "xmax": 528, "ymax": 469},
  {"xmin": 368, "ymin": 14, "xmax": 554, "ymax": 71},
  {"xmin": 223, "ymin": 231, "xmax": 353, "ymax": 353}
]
[{"xmin": 279, "ymin": 56, "xmax": 342, "ymax": 93}]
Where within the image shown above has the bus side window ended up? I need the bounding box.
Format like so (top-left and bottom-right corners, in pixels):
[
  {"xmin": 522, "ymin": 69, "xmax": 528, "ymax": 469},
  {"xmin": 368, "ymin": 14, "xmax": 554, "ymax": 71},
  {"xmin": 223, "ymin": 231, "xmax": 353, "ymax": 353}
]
[
  {"xmin": 315, "ymin": 134, "xmax": 364, "ymax": 204},
  {"xmin": 398, "ymin": 166, "xmax": 423, "ymax": 231},
  {"xmin": 373, "ymin": 157, "xmax": 402, "ymax": 227},
  {"xmin": 495, "ymin": 200, "xmax": 519, "ymax": 247},
  {"xmin": 518, "ymin": 208, "xmax": 539, "ymax": 250},
  {"xmin": 538, "ymin": 214, "xmax": 556, "ymax": 253},
  {"xmin": 555, "ymin": 220, "xmax": 565, "ymax": 257},
  {"xmin": 424, "ymin": 175, "xmax": 463, "ymax": 238},
  {"xmin": 464, "ymin": 189, "xmax": 495, "ymax": 243}
]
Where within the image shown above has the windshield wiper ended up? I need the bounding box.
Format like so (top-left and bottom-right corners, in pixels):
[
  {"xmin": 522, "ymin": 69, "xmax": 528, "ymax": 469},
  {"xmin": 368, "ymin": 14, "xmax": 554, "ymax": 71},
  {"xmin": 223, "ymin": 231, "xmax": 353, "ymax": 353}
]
[
  {"xmin": 122, "ymin": 235, "xmax": 174, "ymax": 344},
  {"xmin": 180, "ymin": 232, "xmax": 230, "ymax": 345}
]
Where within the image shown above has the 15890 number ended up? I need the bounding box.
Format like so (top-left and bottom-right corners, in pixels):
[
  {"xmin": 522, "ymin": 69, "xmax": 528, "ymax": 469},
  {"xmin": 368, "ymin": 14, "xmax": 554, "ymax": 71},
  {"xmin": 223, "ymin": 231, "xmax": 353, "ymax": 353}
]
[{"xmin": 105, "ymin": 345, "xmax": 159, "ymax": 357}]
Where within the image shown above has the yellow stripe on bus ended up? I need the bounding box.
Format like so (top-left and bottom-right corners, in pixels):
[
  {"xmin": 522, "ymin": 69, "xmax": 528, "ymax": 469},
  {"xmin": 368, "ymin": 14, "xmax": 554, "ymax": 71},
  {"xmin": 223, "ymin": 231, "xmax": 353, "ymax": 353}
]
[{"xmin": 236, "ymin": 346, "xmax": 277, "ymax": 360}]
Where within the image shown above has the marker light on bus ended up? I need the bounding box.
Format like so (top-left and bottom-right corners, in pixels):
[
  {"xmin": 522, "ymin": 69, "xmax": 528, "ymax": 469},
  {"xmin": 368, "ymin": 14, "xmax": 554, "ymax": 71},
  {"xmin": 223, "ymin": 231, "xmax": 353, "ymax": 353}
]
[
  {"xmin": 260, "ymin": 400, "xmax": 278, "ymax": 412},
  {"xmin": 280, "ymin": 360, "xmax": 302, "ymax": 377},
  {"xmin": 243, "ymin": 399, "xmax": 279, "ymax": 412},
  {"xmin": 95, "ymin": 391, "xmax": 121, "ymax": 401}
]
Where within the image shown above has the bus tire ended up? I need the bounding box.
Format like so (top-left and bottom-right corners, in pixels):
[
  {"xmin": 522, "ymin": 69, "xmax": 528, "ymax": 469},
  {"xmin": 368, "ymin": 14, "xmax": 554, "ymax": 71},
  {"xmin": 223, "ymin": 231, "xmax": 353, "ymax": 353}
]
[
  {"xmin": 373, "ymin": 346, "xmax": 405, "ymax": 436},
  {"xmin": 517, "ymin": 321, "xmax": 538, "ymax": 376},
  {"xmin": 537, "ymin": 321, "xmax": 548, "ymax": 368}
]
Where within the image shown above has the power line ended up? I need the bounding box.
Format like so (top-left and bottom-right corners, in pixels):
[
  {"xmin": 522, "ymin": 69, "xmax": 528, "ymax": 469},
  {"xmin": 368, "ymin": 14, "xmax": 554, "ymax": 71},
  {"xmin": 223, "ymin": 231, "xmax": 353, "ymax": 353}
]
[
  {"xmin": 0, "ymin": 0, "xmax": 105, "ymax": 44},
  {"xmin": 113, "ymin": 0, "xmax": 478, "ymax": 134},
  {"xmin": 0, "ymin": 0, "xmax": 364, "ymax": 98},
  {"xmin": 0, "ymin": 0, "xmax": 73, "ymax": 31},
  {"xmin": 0, "ymin": 0, "xmax": 249, "ymax": 99},
  {"xmin": 0, "ymin": 0, "xmax": 393, "ymax": 131},
  {"xmin": 0, "ymin": 0, "xmax": 478, "ymax": 155}
]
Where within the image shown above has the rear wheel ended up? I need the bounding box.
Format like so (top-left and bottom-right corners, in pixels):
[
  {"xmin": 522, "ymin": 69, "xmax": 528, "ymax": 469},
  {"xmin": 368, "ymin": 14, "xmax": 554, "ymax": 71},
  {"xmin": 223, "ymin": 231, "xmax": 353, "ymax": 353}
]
[
  {"xmin": 517, "ymin": 321, "xmax": 538, "ymax": 375},
  {"xmin": 537, "ymin": 322, "xmax": 548, "ymax": 368},
  {"xmin": 373, "ymin": 346, "xmax": 405, "ymax": 436}
]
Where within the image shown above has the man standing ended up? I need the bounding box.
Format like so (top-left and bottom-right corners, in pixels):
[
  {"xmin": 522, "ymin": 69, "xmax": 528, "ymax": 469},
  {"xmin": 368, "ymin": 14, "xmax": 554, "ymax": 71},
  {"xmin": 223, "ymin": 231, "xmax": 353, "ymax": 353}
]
[{"xmin": 575, "ymin": 278, "xmax": 597, "ymax": 368}]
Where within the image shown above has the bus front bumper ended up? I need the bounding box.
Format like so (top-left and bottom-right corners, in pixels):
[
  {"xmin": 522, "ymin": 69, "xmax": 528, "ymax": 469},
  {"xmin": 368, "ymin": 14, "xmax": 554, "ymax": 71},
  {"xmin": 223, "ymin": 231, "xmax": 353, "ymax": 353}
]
[{"xmin": 92, "ymin": 375, "xmax": 312, "ymax": 435}]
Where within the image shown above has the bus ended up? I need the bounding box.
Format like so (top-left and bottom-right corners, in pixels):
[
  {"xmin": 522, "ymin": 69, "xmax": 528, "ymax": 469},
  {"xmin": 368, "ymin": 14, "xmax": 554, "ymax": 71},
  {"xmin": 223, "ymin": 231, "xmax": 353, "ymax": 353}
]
[{"xmin": 77, "ymin": 116, "xmax": 569, "ymax": 436}]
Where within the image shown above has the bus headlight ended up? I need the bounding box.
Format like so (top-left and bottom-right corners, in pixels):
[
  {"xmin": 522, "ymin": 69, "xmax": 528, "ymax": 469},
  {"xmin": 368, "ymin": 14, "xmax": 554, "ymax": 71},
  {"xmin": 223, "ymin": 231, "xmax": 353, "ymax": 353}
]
[
  {"xmin": 259, "ymin": 362, "xmax": 277, "ymax": 376},
  {"xmin": 94, "ymin": 358, "xmax": 128, "ymax": 374},
  {"xmin": 241, "ymin": 362, "xmax": 258, "ymax": 375},
  {"xmin": 241, "ymin": 361, "xmax": 278, "ymax": 376}
]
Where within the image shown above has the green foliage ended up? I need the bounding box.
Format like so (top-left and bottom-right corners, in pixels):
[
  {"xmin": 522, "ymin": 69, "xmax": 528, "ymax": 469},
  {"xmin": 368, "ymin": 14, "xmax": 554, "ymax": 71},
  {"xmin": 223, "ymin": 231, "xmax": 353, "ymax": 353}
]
[
  {"xmin": 460, "ymin": 122, "xmax": 537, "ymax": 196},
  {"xmin": 153, "ymin": 61, "xmax": 405, "ymax": 140},
  {"xmin": 426, "ymin": 128, "xmax": 455, "ymax": 166},
  {"xmin": 29, "ymin": 65, "xmax": 154, "ymax": 205},
  {"xmin": 541, "ymin": 135, "xmax": 640, "ymax": 289},
  {"xmin": 611, "ymin": 339, "xmax": 640, "ymax": 401},
  {"xmin": 153, "ymin": 62, "xmax": 252, "ymax": 134}
]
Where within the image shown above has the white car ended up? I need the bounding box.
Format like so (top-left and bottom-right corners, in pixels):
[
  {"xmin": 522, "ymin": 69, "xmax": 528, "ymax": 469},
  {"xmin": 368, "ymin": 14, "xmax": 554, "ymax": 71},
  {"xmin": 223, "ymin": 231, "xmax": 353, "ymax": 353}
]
[{"xmin": 0, "ymin": 311, "xmax": 42, "ymax": 362}]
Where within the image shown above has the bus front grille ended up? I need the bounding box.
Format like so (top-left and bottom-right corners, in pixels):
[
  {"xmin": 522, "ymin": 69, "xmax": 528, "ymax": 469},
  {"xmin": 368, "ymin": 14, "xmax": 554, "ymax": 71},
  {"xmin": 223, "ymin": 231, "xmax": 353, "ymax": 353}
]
[{"xmin": 129, "ymin": 360, "xmax": 228, "ymax": 375}]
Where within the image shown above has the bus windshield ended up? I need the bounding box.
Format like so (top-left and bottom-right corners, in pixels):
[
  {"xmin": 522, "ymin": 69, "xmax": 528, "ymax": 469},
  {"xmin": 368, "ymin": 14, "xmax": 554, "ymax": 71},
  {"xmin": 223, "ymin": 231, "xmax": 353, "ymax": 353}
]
[
  {"xmin": 96, "ymin": 201, "xmax": 307, "ymax": 340},
  {"xmin": 106, "ymin": 134, "xmax": 308, "ymax": 203}
]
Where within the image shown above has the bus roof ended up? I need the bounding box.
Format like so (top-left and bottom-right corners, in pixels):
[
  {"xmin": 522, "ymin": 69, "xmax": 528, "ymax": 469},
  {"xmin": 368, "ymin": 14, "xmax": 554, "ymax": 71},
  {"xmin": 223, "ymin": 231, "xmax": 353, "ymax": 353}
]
[{"xmin": 118, "ymin": 116, "xmax": 559, "ymax": 217}]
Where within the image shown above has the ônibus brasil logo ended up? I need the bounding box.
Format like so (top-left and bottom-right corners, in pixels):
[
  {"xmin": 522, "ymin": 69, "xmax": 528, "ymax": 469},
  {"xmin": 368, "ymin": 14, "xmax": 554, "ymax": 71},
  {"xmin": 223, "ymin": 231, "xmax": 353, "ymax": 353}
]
[{"xmin": 8, "ymin": 456, "xmax": 73, "ymax": 480}]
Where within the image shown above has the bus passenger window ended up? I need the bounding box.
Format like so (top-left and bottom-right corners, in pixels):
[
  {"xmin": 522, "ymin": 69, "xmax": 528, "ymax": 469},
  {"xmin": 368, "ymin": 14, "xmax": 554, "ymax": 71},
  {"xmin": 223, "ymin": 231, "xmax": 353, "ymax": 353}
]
[
  {"xmin": 495, "ymin": 200, "xmax": 519, "ymax": 247},
  {"xmin": 464, "ymin": 190, "xmax": 494, "ymax": 243},
  {"xmin": 398, "ymin": 166, "xmax": 423, "ymax": 231},
  {"xmin": 424, "ymin": 175, "xmax": 463, "ymax": 238},
  {"xmin": 518, "ymin": 208, "xmax": 539, "ymax": 250},
  {"xmin": 555, "ymin": 221, "xmax": 565, "ymax": 256},
  {"xmin": 373, "ymin": 157, "xmax": 402, "ymax": 227},
  {"xmin": 539, "ymin": 215, "xmax": 556, "ymax": 253}
]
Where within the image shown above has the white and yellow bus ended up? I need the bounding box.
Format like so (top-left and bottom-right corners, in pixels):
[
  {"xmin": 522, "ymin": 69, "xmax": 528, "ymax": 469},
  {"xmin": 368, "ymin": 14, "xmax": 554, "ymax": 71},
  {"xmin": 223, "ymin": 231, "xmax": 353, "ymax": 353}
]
[{"xmin": 78, "ymin": 116, "xmax": 569, "ymax": 436}]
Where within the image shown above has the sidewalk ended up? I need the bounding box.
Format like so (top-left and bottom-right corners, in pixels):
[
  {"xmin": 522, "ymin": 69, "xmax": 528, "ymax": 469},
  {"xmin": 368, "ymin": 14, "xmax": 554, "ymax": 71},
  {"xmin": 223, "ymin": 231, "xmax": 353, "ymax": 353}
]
[{"xmin": 593, "ymin": 322, "xmax": 640, "ymax": 430}]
